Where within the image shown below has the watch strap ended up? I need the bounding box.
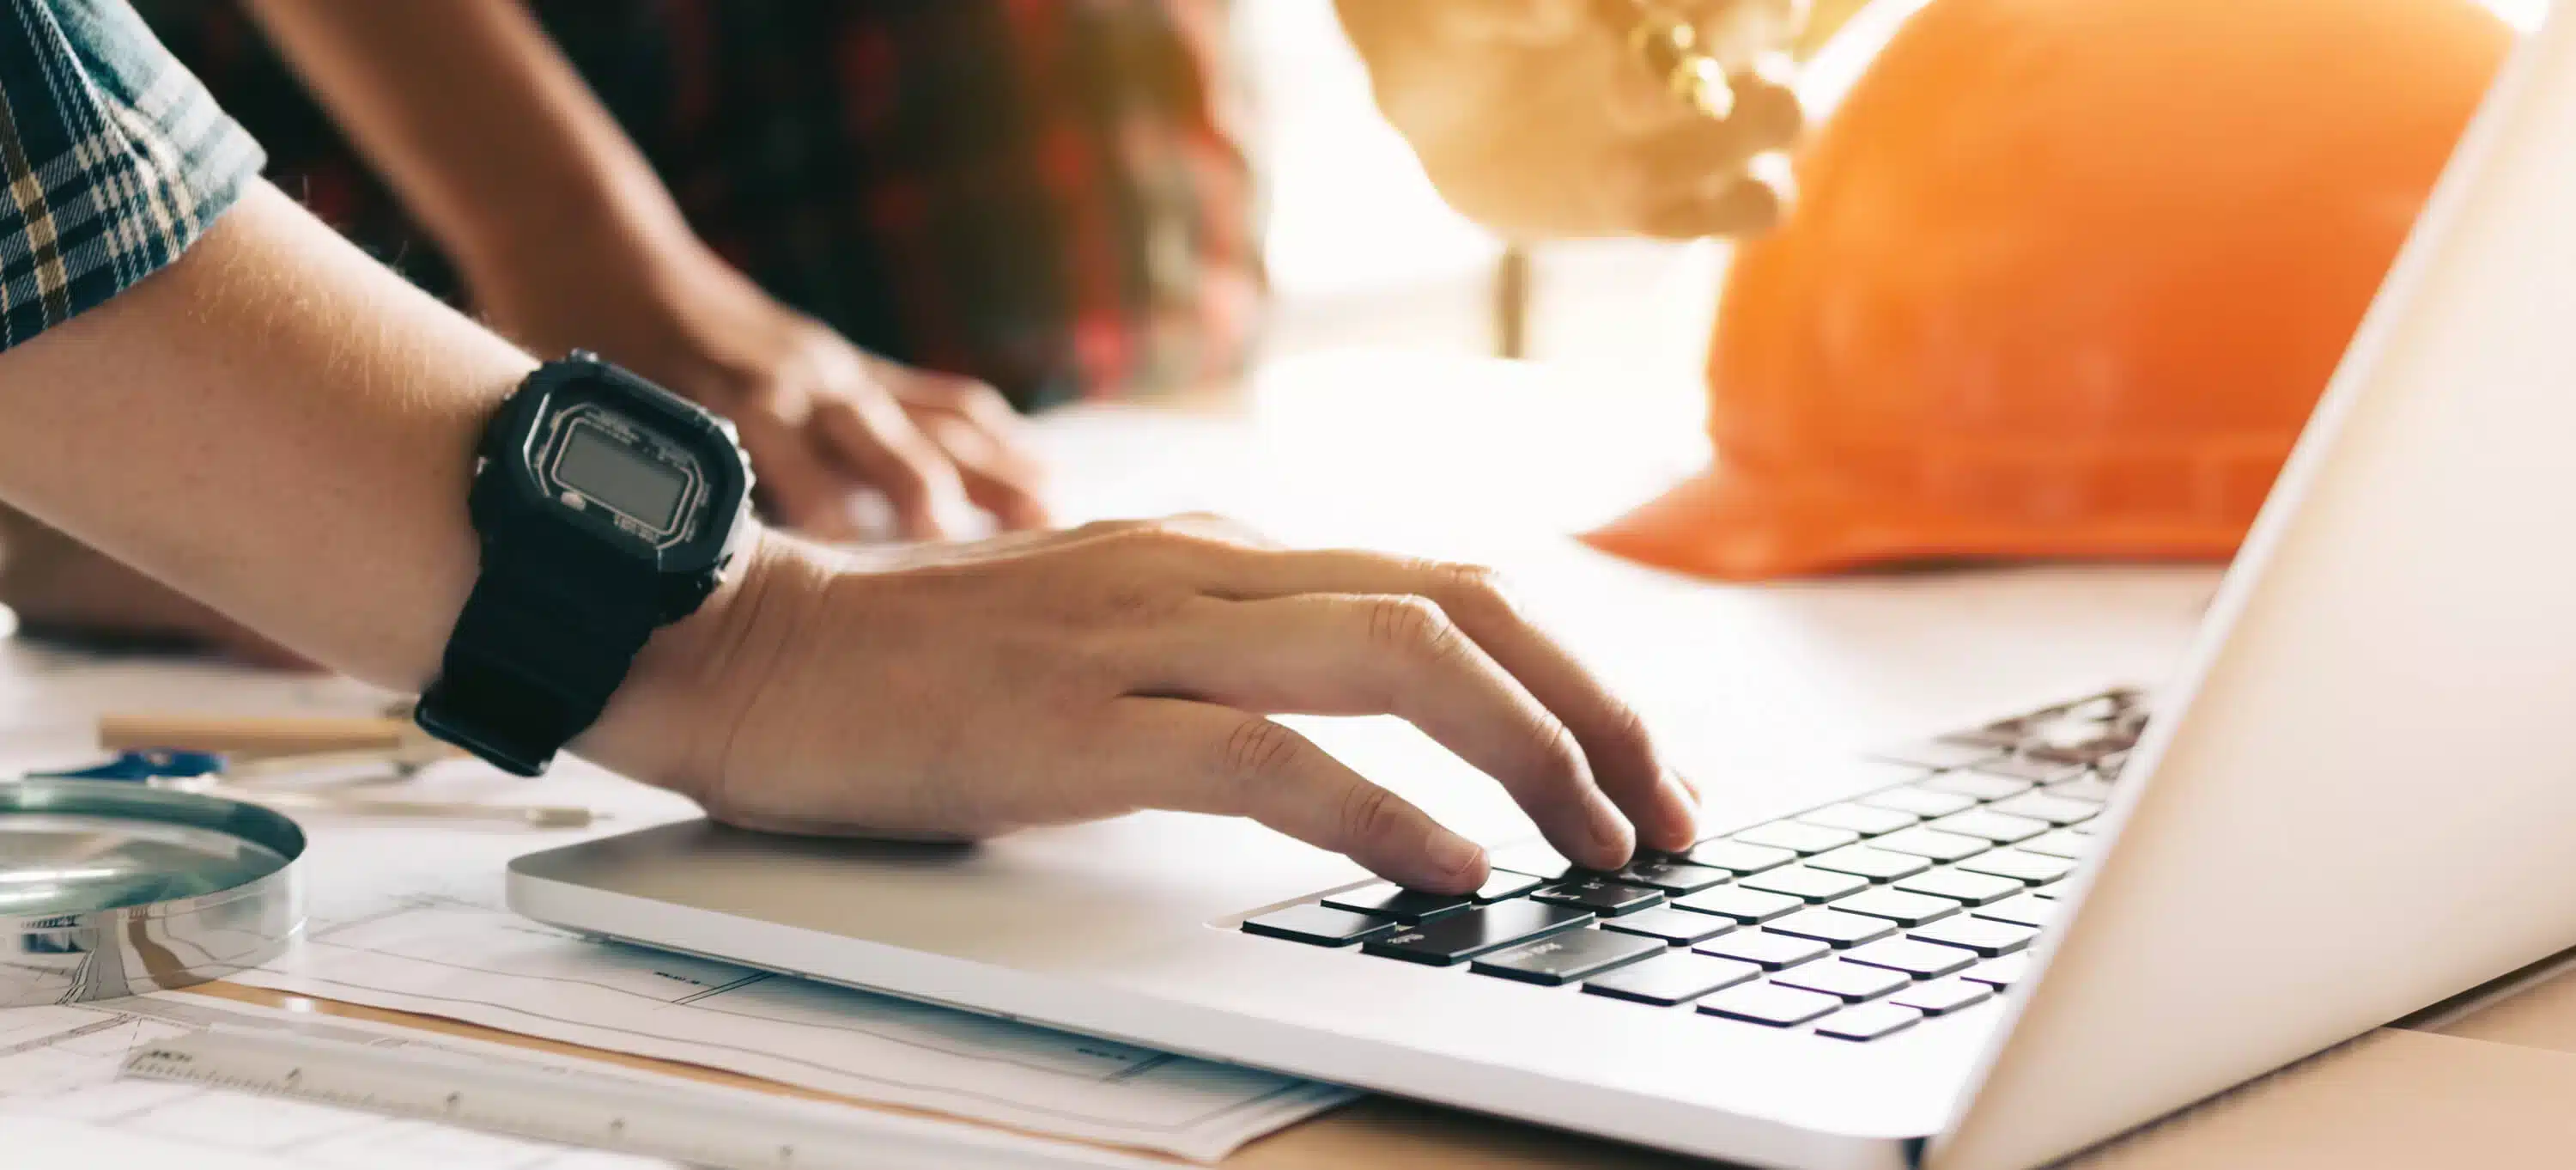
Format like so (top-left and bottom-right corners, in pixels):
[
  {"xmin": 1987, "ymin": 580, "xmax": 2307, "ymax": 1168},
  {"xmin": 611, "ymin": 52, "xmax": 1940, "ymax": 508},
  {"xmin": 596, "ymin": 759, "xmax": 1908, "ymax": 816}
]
[{"xmin": 415, "ymin": 546, "xmax": 659, "ymax": 776}]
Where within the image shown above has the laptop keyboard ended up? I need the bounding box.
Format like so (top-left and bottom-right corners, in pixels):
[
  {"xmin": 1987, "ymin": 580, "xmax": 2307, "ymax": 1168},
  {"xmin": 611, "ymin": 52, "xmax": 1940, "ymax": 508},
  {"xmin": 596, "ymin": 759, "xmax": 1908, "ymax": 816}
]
[{"xmin": 1236, "ymin": 689, "xmax": 2147, "ymax": 1042}]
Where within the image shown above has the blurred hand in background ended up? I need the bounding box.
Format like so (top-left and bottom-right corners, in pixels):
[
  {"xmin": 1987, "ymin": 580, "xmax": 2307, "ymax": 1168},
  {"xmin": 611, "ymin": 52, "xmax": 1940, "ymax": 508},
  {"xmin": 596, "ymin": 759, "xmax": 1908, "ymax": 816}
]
[
  {"xmin": 235, "ymin": 0, "xmax": 1059, "ymax": 543},
  {"xmin": 474, "ymin": 233, "xmax": 1050, "ymax": 543},
  {"xmin": 1338, "ymin": 0, "xmax": 1808, "ymax": 239}
]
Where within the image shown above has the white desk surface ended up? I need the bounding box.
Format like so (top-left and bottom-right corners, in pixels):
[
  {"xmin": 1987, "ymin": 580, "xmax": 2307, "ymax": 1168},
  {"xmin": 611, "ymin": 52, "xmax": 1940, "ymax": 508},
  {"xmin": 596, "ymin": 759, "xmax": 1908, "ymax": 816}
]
[{"xmin": 0, "ymin": 349, "xmax": 2223, "ymax": 1165}]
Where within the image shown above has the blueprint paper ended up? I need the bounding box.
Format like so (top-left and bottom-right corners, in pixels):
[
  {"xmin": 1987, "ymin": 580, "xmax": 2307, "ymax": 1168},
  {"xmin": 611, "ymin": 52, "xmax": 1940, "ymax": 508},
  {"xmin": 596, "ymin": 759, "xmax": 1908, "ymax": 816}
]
[
  {"xmin": 238, "ymin": 892, "xmax": 1350, "ymax": 1161},
  {"xmin": 0, "ymin": 653, "xmax": 1351, "ymax": 1162}
]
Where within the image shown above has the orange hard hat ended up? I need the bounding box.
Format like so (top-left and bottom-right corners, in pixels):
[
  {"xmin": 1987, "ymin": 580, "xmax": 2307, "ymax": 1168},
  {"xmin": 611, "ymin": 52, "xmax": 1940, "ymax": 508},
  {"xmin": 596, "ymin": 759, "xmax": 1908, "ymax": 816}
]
[{"xmin": 1586, "ymin": 0, "xmax": 2514, "ymax": 580}]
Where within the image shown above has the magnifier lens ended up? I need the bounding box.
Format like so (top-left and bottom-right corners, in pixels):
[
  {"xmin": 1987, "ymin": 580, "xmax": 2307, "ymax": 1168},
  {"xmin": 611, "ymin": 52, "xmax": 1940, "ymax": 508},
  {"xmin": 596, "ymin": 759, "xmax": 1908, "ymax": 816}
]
[
  {"xmin": 1, "ymin": 813, "xmax": 293, "ymax": 915},
  {"xmin": 1, "ymin": 779, "xmax": 306, "ymax": 1005}
]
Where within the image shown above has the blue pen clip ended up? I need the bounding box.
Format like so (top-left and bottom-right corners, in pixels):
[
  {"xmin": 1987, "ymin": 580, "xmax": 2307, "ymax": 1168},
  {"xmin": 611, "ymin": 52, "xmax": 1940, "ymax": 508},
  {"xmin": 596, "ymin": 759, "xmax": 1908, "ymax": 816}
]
[{"xmin": 33, "ymin": 749, "xmax": 229, "ymax": 783}]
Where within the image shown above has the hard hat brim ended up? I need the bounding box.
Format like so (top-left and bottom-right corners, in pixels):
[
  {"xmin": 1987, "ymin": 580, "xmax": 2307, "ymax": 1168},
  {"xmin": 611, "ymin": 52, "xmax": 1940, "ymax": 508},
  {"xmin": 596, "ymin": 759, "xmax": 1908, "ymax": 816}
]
[{"xmin": 1582, "ymin": 462, "xmax": 2250, "ymax": 581}]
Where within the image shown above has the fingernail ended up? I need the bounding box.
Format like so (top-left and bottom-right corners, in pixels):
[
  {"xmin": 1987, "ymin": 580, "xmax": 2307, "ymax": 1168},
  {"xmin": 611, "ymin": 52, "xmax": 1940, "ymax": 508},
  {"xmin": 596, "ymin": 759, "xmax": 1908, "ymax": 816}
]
[
  {"xmin": 1429, "ymin": 832, "xmax": 1485, "ymax": 883},
  {"xmin": 1589, "ymin": 795, "xmax": 1636, "ymax": 862},
  {"xmin": 1656, "ymin": 771, "xmax": 1702, "ymax": 848}
]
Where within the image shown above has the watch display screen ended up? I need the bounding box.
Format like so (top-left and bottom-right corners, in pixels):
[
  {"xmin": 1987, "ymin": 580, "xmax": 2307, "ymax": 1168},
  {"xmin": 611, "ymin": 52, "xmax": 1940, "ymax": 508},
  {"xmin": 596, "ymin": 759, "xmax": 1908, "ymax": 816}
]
[{"xmin": 554, "ymin": 422, "xmax": 690, "ymax": 531}]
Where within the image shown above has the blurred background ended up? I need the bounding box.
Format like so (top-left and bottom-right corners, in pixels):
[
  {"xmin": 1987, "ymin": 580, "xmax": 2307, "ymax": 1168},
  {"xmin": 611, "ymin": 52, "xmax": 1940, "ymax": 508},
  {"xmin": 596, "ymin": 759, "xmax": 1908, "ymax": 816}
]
[
  {"xmin": 1243, "ymin": 0, "xmax": 1724, "ymax": 400},
  {"xmin": 1242, "ymin": 0, "xmax": 2553, "ymax": 400},
  {"xmin": 3, "ymin": 0, "xmax": 2558, "ymax": 656}
]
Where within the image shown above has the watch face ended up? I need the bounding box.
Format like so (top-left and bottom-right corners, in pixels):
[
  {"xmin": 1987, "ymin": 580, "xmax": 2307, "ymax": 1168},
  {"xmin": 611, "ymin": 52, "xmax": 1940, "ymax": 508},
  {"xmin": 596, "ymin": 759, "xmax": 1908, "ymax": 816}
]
[
  {"xmin": 488, "ymin": 356, "xmax": 752, "ymax": 580},
  {"xmin": 538, "ymin": 405, "xmax": 706, "ymax": 547}
]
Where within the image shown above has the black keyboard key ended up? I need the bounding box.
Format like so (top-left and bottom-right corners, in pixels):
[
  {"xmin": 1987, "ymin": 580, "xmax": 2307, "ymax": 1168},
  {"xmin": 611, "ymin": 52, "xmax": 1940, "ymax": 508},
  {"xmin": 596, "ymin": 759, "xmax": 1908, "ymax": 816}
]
[
  {"xmin": 2018, "ymin": 830, "xmax": 2092, "ymax": 860},
  {"xmin": 1916, "ymin": 772, "xmax": 2033, "ymax": 801},
  {"xmin": 1814, "ymin": 1002, "xmax": 1923, "ymax": 1041},
  {"xmin": 1773, "ymin": 960, "xmax": 1911, "ymax": 1002},
  {"xmin": 1611, "ymin": 856, "xmax": 1734, "ymax": 894},
  {"xmin": 1765, "ymin": 908, "xmax": 1898, "ymax": 948},
  {"xmin": 1531, "ymin": 875, "xmax": 1666, "ymax": 917},
  {"xmin": 1695, "ymin": 929, "xmax": 1832, "ymax": 970},
  {"xmin": 1868, "ymin": 741, "xmax": 2000, "ymax": 771},
  {"xmin": 1686, "ymin": 839, "xmax": 1799, "ymax": 874},
  {"xmin": 1322, "ymin": 883, "xmax": 1475, "ymax": 923},
  {"xmin": 1892, "ymin": 977, "xmax": 1996, "ymax": 1015},
  {"xmin": 1868, "ymin": 827, "xmax": 1992, "ymax": 862},
  {"xmin": 1961, "ymin": 953, "xmax": 2032, "ymax": 987},
  {"xmin": 1910, "ymin": 916, "xmax": 2042, "ymax": 958},
  {"xmin": 1971, "ymin": 893, "xmax": 2058, "ymax": 929},
  {"xmin": 1841, "ymin": 937, "xmax": 1978, "ymax": 979},
  {"xmin": 1955, "ymin": 850, "xmax": 2078, "ymax": 886},
  {"xmin": 1673, "ymin": 886, "xmax": 1805, "ymax": 923},
  {"xmin": 1894, "ymin": 868, "xmax": 2024, "ymax": 905},
  {"xmin": 1363, "ymin": 902, "xmax": 1595, "ymax": 966},
  {"xmin": 1929, "ymin": 809, "xmax": 2050, "ymax": 844},
  {"xmin": 1600, "ymin": 906, "xmax": 1735, "ymax": 946},
  {"xmin": 1730, "ymin": 821, "xmax": 1862, "ymax": 856},
  {"xmin": 1737, "ymin": 865, "xmax": 1871, "ymax": 904},
  {"xmin": 1698, "ymin": 983, "xmax": 1843, "ymax": 1027},
  {"xmin": 1806, "ymin": 845, "xmax": 1934, "ymax": 883},
  {"xmin": 1241, "ymin": 905, "xmax": 1400, "ymax": 947},
  {"xmin": 1475, "ymin": 868, "xmax": 1549, "ymax": 902},
  {"xmin": 1831, "ymin": 887, "xmax": 1963, "ymax": 927},
  {"xmin": 1469, "ymin": 928, "xmax": 1665, "ymax": 985},
  {"xmin": 1795, "ymin": 803, "xmax": 1918, "ymax": 837},
  {"xmin": 1858, "ymin": 787, "xmax": 1978, "ymax": 819},
  {"xmin": 1584, "ymin": 952, "xmax": 1763, "ymax": 1005},
  {"xmin": 1987, "ymin": 792, "xmax": 2100, "ymax": 826},
  {"xmin": 1486, "ymin": 842, "xmax": 1576, "ymax": 880}
]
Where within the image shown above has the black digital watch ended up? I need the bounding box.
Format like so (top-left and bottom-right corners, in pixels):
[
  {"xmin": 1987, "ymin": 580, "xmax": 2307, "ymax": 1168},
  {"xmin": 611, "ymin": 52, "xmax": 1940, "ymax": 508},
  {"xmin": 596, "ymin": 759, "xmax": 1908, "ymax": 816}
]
[{"xmin": 415, "ymin": 352, "xmax": 754, "ymax": 775}]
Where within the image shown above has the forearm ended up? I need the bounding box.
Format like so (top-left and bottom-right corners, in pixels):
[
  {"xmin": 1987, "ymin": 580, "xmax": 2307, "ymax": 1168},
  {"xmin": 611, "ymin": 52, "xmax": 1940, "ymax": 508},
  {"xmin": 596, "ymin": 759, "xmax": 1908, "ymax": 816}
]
[
  {"xmin": 0, "ymin": 181, "xmax": 522, "ymax": 688},
  {"xmin": 241, "ymin": 0, "xmax": 693, "ymax": 291}
]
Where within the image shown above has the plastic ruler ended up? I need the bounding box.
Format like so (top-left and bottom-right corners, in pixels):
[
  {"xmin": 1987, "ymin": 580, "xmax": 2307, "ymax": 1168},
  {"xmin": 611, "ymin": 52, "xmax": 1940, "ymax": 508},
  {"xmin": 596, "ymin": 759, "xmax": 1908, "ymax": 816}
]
[{"xmin": 119, "ymin": 1027, "xmax": 1164, "ymax": 1170}]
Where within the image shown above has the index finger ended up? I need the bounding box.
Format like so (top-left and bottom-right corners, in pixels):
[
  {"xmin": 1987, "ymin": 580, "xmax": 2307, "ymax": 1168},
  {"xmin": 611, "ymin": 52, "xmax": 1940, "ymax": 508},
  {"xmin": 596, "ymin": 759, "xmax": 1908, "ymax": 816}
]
[
  {"xmin": 1206, "ymin": 551, "xmax": 1697, "ymax": 853},
  {"xmin": 811, "ymin": 396, "xmax": 970, "ymax": 540},
  {"xmin": 1138, "ymin": 592, "xmax": 1637, "ymax": 870},
  {"xmin": 912, "ymin": 411, "xmax": 1054, "ymax": 530},
  {"xmin": 1106, "ymin": 698, "xmax": 1493, "ymax": 893},
  {"xmin": 886, "ymin": 369, "xmax": 1038, "ymax": 452}
]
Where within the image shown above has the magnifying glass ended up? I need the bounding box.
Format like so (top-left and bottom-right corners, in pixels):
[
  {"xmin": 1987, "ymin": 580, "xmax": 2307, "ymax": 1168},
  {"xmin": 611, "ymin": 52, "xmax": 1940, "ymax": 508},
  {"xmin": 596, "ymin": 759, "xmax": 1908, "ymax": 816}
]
[{"xmin": 2, "ymin": 778, "xmax": 304, "ymax": 1006}]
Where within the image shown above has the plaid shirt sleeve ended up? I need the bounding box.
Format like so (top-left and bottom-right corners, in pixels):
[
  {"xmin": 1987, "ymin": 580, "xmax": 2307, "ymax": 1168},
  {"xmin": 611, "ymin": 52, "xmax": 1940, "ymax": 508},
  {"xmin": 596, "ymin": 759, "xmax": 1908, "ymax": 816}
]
[{"xmin": 0, "ymin": 0, "xmax": 262, "ymax": 353}]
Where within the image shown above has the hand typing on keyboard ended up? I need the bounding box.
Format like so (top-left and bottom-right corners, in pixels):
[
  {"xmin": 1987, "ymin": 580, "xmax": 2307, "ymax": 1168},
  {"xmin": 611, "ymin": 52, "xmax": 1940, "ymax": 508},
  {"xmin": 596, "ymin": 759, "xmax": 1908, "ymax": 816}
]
[
  {"xmin": 589, "ymin": 515, "xmax": 1699, "ymax": 893},
  {"xmin": 1242, "ymin": 689, "xmax": 2141, "ymax": 1043}
]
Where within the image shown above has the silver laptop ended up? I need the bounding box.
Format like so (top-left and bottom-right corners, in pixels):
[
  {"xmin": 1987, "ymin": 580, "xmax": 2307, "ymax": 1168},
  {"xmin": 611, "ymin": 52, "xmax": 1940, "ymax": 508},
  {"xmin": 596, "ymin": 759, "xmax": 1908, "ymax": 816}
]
[{"xmin": 506, "ymin": 10, "xmax": 2576, "ymax": 1168}]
